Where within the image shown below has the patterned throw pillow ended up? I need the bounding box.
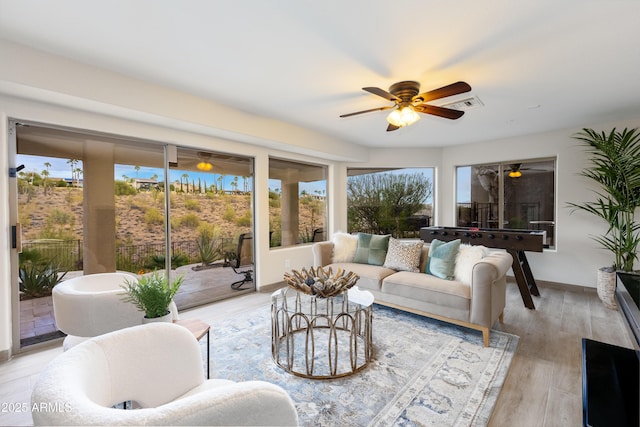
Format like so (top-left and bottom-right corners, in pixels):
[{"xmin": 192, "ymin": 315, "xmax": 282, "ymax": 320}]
[
  {"xmin": 424, "ymin": 239, "xmax": 461, "ymax": 280},
  {"xmin": 353, "ymin": 233, "xmax": 391, "ymax": 266},
  {"xmin": 331, "ymin": 232, "xmax": 358, "ymax": 263},
  {"xmin": 383, "ymin": 238, "xmax": 423, "ymax": 272}
]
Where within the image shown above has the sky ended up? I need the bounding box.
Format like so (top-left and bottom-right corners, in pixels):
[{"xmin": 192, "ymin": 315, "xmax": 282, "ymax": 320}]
[
  {"xmin": 17, "ymin": 154, "xmax": 251, "ymax": 192},
  {"xmin": 457, "ymin": 166, "xmax": 471, "ymax": 203}
]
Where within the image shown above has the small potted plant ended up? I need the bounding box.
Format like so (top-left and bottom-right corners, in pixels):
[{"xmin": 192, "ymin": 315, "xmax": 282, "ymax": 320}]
[{"xmin": 122, "ymin": 271, "xmax": 184, "ymax": 322}]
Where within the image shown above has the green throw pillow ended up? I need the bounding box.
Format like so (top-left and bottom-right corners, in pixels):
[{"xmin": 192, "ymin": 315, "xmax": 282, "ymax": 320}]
[
  {"xmin": 353, "ymin": 233, "xmax": 391, "ymax": 266},
  {"xmin": 425, "ymin": 239, "xmax": 461, "ymax": 280}
]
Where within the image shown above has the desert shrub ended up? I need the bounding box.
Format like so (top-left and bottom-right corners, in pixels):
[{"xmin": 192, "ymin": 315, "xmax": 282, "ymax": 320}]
[
  {"xmin": 19, "ymin": 248, "xmax": 46, "ymax": 266},
  {"xmin": 180, "ymin": 214, "xmax": 200, "ymax": 228},
  {"xmin": 144, "ymin": 207, "xmax": 164, "ymax": 225},
  {"xmin": 223, "ymin": 205, "xmax": 236, "ymax": 222},
  {"xmin": 270, "ymin": 230, "xmax": 282, "ymax": 247},
  {"xmin": 170, "ymin": 217, "xmax": 181, "ymax": 231},
  {"xmin": 130, "ymin": 199, "xmax": 148, "ymax": 211},
  {"xmin": 67, "ymin": 189, "xmax": 82, "ymax": 204},
  {"xmin": 236, "ymin": 211, "xmax": 252, "ymax": 227},
  {"xmin": 269, "ymin": 190, "xmax": 281, "ymax": 208},
  {"xmin": 184, "ymin": 198, "xmax": 200, "ymax": 211},
  {"xmin": 115, "ymin": 180, "xmax": 136, "ymax": 196},
  {"xmin": 39, "ymin": 209, "xmax": 76, "ymax": 240},
  {"xmin": 47, "ymin": 209, "xmax": 74, "ymax": 227}
]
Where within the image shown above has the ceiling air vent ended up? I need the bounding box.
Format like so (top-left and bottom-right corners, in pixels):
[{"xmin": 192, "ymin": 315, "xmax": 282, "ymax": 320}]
[{"xmin": 437, "ymin": 96, "xmax": 484, "ymax": 111}]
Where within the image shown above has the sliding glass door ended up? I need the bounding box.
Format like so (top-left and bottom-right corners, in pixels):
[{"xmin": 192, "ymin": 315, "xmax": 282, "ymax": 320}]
[{"xmin": 10, "ymin": 120, "xmax": 254, "ymax": 350}]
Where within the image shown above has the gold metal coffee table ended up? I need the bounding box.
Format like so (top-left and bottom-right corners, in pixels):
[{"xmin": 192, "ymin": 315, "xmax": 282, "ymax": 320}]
[{"xmin": 271, "ymin": 286, "xmax": 373, "ymax": 379}]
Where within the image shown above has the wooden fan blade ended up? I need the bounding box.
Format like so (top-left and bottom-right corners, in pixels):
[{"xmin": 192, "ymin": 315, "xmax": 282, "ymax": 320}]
[
  {"xmin": 339, "ymin": 106, "xmax": 393, "ymax": 118},
  {"xmin": 387, "ymin": 124, "xmax": 400, "ymax": 132},
  {"xmin": 416, "ymin": 81, "xmax": 471, "ymax": 102},
  {"xmin": 363, "ymin": 87, "xmax": 400, "ymax": 102},
  {"xmin": 416, "ymin": 104, "xmax": 465, "ymax": 120}
]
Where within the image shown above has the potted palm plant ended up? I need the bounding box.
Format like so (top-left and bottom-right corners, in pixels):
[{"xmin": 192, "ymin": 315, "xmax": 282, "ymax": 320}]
[
  {"xmin": 122, "ymin": 271, "xmax": 184, "ymax": 322},
  {"xmin": 568, "ymin": 127, "xmax": 640, "ymax": 308}
]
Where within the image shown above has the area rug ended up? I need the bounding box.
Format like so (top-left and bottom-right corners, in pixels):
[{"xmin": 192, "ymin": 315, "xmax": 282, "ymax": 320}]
[{"xmin": 207, "ymin": 303, "xmax": 518, "ymax": 427}]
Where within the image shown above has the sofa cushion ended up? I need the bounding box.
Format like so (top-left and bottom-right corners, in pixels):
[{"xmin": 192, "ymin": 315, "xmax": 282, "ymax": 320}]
[
  {"xmin": 383, "ymin": 238, "xmax": 423, "ymax": 272},
  {"xmin": 425, "ymin": 239, "xmax": 461, "ymax": 280},
  {"xmin": 325, "ymin": 262, "xmax": 396, "ymax": 292},
  {"xmin": 382, "ymin": 271, "xmax": 470, "ymax": 311},
  {"xmin": 454, "ymin": 244, "xmax": 489, "ymax": 285},
  {"xmin": 331, "ymin": 232, "xmax": 358, "ymax": 263},
  {"xmin": 353, "ymin": 233, "xmax": 390, "ymax": 266}
]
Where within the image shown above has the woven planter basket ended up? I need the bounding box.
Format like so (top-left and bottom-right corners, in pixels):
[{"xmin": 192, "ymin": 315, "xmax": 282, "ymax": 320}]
[{"xmin": 596, "ymin": 267, "xmax": 617, "ymax": 310}]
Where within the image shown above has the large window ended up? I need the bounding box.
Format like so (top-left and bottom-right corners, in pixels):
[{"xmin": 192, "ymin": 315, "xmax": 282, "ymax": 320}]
[
  {"xmin": 456, "ymin": 159, "xmax": 555, "ymax": 248},
  {"xmin": 347, "ymin": 168, "xmax": 434, "ymax": 237},
  {"xmin": 268, "ymin": 158, "xmax": 327, "ymax": 247}
]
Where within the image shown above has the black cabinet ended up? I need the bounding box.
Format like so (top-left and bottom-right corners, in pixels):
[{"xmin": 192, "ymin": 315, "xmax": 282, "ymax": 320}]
[{"xmin": 582, "ymin": 338, "xmax": 639, "ymax": 427}]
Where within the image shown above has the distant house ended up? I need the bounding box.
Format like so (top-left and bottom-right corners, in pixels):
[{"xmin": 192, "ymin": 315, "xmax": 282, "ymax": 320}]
[{"xmin": 133, "ymin": 178, "xmax": 159, "ymax": 191}]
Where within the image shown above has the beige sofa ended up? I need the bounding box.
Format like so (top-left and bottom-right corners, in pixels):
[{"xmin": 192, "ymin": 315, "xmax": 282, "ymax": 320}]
[{"xmin": 312, "ymin": 240, "xmax": 513, "ymax": 346}]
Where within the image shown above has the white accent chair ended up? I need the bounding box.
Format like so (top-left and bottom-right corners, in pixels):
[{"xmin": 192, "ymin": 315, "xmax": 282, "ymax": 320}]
[
  {"xmin": 31, "ymin": 322, "xmax": 299, "ymax": 426},
  {"xmin": 53, "ymin": 272, "xmax": 179, "ymax": 350}
]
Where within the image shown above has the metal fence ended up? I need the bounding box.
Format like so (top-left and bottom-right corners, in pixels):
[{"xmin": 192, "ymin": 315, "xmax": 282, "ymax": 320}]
[{"xmin": 21, "ymin": 238, "xmax": 234, "ymax": 273}]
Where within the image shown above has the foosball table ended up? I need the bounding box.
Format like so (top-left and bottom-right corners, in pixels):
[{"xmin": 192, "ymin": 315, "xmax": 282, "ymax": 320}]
[{"xmin": 420, "ymin": 226, "xmax": 545, "ymax": 309}]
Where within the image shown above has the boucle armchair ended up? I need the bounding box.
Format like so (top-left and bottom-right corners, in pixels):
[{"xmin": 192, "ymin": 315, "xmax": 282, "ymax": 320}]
[
  {"xmin": 31, "ymin": 323, "xmax": 299, "ymax": 426},
  {"xmin": 53, "ymin": 272, "xmax": 179, "ymax": 350}
]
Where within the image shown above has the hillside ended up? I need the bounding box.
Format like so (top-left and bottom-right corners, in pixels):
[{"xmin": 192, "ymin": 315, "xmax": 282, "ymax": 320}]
[{"xmin": 18, "ymin": 187, "xmax": 324, "ymax": 247}]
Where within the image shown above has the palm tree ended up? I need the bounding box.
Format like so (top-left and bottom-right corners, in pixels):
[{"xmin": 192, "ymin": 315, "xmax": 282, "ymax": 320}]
[
  {"xmin": 568, "ymin": 128, "xmax": 640, "ymax": 271},
  {"xmin": 181, "ymin": 173, "xmax": 189, "ymax": 193},
  {"xmin": 73, "ymin": 167, "xmax": 82, "ymax": 187}
]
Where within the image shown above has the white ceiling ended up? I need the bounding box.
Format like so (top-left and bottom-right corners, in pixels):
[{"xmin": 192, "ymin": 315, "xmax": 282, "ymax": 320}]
[{"xmin": 1, "ymin": 0, "xmax": 640, "ymax": 148}]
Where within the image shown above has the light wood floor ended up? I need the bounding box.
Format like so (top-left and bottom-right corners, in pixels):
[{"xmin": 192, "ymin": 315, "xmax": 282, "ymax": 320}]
[{"xmin": 0, "ymin": 279, "xmax": 634, "ymax": 426}]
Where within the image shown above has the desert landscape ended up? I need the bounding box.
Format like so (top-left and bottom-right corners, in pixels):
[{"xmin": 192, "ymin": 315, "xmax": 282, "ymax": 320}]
[{"xmin": 18, "ymin": 186, "xmax": 325, "ymax": 259}]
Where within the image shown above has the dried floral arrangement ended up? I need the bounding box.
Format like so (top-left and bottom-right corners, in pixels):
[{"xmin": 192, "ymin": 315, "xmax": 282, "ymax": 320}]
[{"xmin": 284, "ymin": 266, "xmax": 359, "ymax": 298}]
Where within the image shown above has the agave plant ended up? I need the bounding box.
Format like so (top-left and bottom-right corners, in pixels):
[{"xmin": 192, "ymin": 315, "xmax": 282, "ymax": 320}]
[
  {"xmin": 196, "ymin": 224, "xmax": 223, "ymax": 266},
  {"xmin": 568, "ymin": 127, "xmax": 640, "ymax": 271}
]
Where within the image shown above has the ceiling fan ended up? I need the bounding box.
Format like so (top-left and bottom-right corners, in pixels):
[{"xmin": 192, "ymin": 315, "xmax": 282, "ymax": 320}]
[
  {"xmin": 506, "ymin": 163, "xmax": 551, "ymax": 178},
  {"xmin": 340, "ymin": 80, "xmax": 472, "ymax": 132}
]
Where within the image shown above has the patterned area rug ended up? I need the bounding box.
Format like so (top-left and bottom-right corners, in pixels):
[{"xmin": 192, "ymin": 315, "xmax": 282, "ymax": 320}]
[{"xmin": 208, "ymin": 303, "xmax": 518, "ymax": 426}]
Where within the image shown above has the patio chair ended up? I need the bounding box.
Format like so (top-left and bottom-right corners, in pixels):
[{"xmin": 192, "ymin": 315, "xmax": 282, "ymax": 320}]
[
  {"xmin": 312, "ymin": 227, "xmax": 325, "ymax": 242},
  {"xmin": 231, "ymin": 232, "xmax": 254, "ymax": 290}
]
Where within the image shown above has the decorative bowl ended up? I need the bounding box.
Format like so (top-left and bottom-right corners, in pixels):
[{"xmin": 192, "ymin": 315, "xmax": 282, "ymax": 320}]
[{"xmin": 283, "ymin": 266, "xmax": 359, "ymax": 298}]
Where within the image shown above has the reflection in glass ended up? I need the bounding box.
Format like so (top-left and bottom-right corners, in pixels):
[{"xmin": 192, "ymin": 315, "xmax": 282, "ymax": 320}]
[{"xmin": 456, "ymin": 159, "xmax": 555, "ymax": 248}]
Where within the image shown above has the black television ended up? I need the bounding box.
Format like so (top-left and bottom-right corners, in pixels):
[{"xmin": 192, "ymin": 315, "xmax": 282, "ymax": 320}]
[{"xmin": 616, "ymin": 272, "xmax": 640, "ymax": 349}]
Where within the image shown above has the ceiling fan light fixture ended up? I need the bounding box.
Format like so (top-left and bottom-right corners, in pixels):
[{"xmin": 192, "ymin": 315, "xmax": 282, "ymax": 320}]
[
  {"xmin": 196, "ymin": 152, "xmax": 213, "ymax": 171},
  {"xmin": 197, "ymin": 161, "xmax": 213, "ymax": 171},
  {"xmin": 387, "ymin": 106, "xmax": 420, "ymax": 127},
  {"xmin": 508, "ymin": 170, "xmax": 522, "ymax": 178}
]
